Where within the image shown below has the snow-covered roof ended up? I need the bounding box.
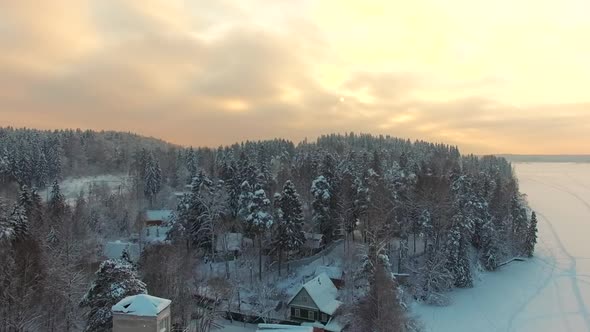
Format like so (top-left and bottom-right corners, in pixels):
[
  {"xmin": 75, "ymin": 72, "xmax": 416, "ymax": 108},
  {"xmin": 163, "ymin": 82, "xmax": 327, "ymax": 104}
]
[
  {"xmin": 257, "ymin": 324, "xmax": 313, "ymax": 331},
  {"xmin": 104, "ymin": 241, "xmax": 140, "ymax": 262},
  {"xmin": 112, "ymin": 294, "xmax": 171, "ymax": 317},
  {"xmin": 315, "ymin": 266, "xmax": 343, "ymax": 280},
  {"xmin": 145, "ymin": 210, "xmax": 173, "ymax": 222},
  {"xmin": 290, "ymin": 273, "xmax": 342, "ymax": 315},
  {"xmin": 302, "ymin": 319, "xmax": 344, "ymax": 332}
]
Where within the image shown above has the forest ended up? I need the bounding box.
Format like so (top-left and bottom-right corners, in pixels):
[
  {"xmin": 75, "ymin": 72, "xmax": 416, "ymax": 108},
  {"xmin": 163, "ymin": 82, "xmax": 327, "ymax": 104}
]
[{"xmin": 0, "ymin": 127, "xmax": 537, "ymax": 332}]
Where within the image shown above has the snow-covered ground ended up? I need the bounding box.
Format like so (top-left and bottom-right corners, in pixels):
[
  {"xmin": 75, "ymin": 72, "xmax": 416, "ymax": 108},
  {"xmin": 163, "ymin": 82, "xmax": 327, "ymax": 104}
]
[
  {"xmin": 415, "ymin": 162, "xmax": 590, "ymax": 332},
  {"xmin": 39, "ymin": 174, "xmax": 131, "ymax": 203}
]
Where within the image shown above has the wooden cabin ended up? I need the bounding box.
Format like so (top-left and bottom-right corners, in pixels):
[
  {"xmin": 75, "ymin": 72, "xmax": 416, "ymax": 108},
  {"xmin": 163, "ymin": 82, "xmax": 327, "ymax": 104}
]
[{"xmin": 288, "ymin": 273, "xmax": 342, "ymax": 325}]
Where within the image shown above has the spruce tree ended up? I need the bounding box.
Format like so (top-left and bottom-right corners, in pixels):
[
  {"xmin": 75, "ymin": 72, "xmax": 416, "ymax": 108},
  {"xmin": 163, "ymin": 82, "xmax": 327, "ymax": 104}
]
[
  {"xmin": 446, "ymin": 219, "xmax": 473, "ymax": 288},
  {"xmin": 311, "ymin": 175, "xmax": 333, "ymax": 242},
  {"xmin": 0, "ymin": 199, "xmax": 15, "ymax": 242},
  {"xmin": 524, "ymin": 211, "xmax": 538, "ymax": 257},
  {"xmin": 272, "ymin": 180, "xmax": 305, "ymax": 275},
  {"xmin": 49, "ymin": 180, "xmax": 67, "ymax": 220},
  {"xmin": 80, "ymin": 259, "xmax": 147, "ymax": 332},
  {"xmin": 244, "ymin": 186, "xmax": 273, "ymax": 280},
  {"xmin": 237, "ymin": 180, "xmax": 253, "ymax": 221},
  {"xmin": 144, "ymin": 153, "xmax": 162, "ymax": 207},
  {"xmin": 9, "ymin": 204, "xmax": 28, "ymax": 241}
]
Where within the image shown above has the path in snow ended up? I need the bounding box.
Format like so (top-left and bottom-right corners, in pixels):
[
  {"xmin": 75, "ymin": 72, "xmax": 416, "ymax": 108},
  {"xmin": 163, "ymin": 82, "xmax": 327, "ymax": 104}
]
[{"xmin": 414, "ymin": 162, "xmax": 590, "ymax": 332}]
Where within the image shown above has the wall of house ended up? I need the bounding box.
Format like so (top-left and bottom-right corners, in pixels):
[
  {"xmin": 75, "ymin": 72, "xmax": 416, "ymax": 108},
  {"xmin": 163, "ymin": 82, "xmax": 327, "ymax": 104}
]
[
  {"xmin": 157, "ymin": 307, "xmax": 172, "ymax": 332},
  {"xmin": 112, "ymin": 307, "xmax": 171, "ymax": 332},
  {"xmin": 289, "ymin": 289, "xmax": 332, "ymax": 323},
  {"xmin": 290, "ymin": 307, "xmax": 331, "ymax": 324},
  {"xmin": 290, "ymin": 289, "xmax": 318, "ymax": 310},
  {"xmin": 112, "ymin": 314, "xmax": 157, "ymax": 332}
]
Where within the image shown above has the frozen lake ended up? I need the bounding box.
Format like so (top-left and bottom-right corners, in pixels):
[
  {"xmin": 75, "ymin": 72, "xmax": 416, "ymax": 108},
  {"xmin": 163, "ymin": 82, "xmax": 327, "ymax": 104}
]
[{"xmin": 415, "ymin": 162, "xmax": 590, "ymax": 332}]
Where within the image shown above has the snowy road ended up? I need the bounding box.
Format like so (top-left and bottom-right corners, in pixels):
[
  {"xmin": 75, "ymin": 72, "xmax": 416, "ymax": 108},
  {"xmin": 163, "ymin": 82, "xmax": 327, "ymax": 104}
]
[{"xmin": 415, "ymin": 163, "xmax": 590, "ymax": 332}]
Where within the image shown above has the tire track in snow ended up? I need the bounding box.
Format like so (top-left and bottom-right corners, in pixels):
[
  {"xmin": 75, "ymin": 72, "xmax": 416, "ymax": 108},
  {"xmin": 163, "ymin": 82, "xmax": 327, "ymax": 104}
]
[
  {"xmin": 506, "ymin": 233, "xmax": 557, "ymax": 331},
  {"xmin": 516, "ymin": 174, "xmax": 590, "ymax": 331},
  {"xmin": 535, "ymin": 209, "xmax": 590, "ymax": 331},
  {"xmin": 527, "ymin": 176, "xmax": 590, "ymax": 213}
]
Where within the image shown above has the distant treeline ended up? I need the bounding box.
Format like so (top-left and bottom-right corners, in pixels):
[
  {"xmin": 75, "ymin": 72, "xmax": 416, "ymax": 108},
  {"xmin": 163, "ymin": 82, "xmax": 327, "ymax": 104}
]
[{"xmin": 499, "ymin": 154, "xmax": 590, "ymax": 163}]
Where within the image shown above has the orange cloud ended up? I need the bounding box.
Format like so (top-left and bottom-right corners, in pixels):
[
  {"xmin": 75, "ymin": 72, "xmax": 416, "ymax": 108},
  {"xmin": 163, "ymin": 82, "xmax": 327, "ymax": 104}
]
[{"xmin": 0, "ymin": 0, "xmax": 589, "ymax": 154}]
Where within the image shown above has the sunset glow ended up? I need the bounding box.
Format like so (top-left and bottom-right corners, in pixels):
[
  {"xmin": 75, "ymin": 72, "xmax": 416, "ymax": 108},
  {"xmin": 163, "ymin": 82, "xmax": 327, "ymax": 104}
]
[{"xmin": 1, "ymin": 0, "xmax": 589, "ymax": 153}]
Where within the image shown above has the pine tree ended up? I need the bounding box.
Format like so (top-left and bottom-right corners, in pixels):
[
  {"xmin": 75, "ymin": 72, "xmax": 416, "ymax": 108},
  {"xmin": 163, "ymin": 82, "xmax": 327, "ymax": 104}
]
[
  {"xmin": 353, "ymin": 264, "xmax": 406, "ymax": 332},
  {"xmin": 244, "ymin": 186, "xmax": 273, "ymax": 280},
  {"xmin": 49, "ymin": 180, "xmax": 67, "ymax": 220},
  {"xmin": 144, "ymin": 153, "xmax": 162, "ymax": 207},
  {"xmin": 9, "ymin": 204, "xmax": 28, "ymax": 241},
  {"xmin": 311, "ymin": 175, "xmax": 333, "ymax": 242},
  {"xmin": 237, "ymin": 181, "xmax": 254, "ymax": 221},
  {"xmin": 80, "ymin": 259, "xmax": 147, "ymax": 332},
  {"xmin": 245, "ymin": 187, "xmax": 273, "ymax": 230},
  {"xmin": 272, "ymin": 180, "xmax": 305, "ymax": 276},
  {"xmin": 0, "ymin": 199, "xmax": 15, "ymax": 242},
  {"xmin": 445, "ymin": 219, "xmax": 473, "ymax": 288},
  {"xmin": 524, "ymin": 211, "xmax": 538, "ymax": 257}
]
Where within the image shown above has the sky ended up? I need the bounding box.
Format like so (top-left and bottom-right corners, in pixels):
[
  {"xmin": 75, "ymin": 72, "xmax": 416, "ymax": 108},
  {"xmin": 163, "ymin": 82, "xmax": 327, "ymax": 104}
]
[{"xmin": 1, "ymin": 0, "xmax": 589, "ymax": 154}]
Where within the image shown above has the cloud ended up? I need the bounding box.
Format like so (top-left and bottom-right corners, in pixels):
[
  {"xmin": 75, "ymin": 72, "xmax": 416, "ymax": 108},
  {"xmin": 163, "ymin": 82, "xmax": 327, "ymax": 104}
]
[{"xmin": 0, "ymin": 0, "xmax": 589, "ymax": 154}]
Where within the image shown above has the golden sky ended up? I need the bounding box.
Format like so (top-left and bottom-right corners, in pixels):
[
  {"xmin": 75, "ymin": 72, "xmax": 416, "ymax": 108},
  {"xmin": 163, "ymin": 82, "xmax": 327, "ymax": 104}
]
[{"xmin": 1, "ymin": 0, "xmax": 589, "ymax": 154}]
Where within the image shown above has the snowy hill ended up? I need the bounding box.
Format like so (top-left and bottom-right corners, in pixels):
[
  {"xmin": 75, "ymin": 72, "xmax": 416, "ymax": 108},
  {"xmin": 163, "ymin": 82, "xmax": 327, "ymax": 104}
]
[{"xmin": 39, "ymin": 174, "xmax": 131, "ymax": 204}]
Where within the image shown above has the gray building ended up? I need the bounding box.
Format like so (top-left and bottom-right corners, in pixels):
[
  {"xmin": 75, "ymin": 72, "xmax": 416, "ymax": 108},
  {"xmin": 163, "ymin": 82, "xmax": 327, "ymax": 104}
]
[{"xmin": 112, "ymin": 294, "xmax": 172, "ymax": 332}]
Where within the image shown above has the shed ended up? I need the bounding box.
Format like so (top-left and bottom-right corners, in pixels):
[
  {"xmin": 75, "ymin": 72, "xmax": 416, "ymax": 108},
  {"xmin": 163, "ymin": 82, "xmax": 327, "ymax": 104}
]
[{"xmin": 112, "ymin": 294, "xmax": 171, "ymax": 332}]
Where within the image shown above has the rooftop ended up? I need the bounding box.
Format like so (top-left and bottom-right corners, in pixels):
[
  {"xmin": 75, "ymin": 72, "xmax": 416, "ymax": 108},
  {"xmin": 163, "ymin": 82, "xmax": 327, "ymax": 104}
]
[
  {"xmin": 145, "ymin": 210, "xmax": 173, "ymax": 222},
  {"xmin": 290, "ymin": 272, "xmax": 342, "ymax": 315},
  {"xmin": 112, "ymin": 294, "xmax": 171, "ymax": 317}
]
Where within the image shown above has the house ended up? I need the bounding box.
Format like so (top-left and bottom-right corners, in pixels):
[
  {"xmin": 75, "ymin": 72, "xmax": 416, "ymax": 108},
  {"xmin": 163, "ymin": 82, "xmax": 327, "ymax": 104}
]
[
  {"xmin": 112, "ymin": 294, "xmax": 172, "ymax": 332},
  {"xmin": 104, "ymin": 241, "xmax": 141, "ymax": 262},
  {"xmin": 314, "ymin": 266, "xmax": 345, "ymax": 289},
  {"xmin": 215, "ymin": 233, "xmax": 254, "ymax": 256},
  {"xmin": 145, "ymin": 210, "xmax": 173, "ymax": 227},
  {"xmin": 143, "ymin": 210, "xmax": 173, "ymax": 243},
  {"xmin": 288, "ymin": 273, "xmax": 342, "ymax": 325}
]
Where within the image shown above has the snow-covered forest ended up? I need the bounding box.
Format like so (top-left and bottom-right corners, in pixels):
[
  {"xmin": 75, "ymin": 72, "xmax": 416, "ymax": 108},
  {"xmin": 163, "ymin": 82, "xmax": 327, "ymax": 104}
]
[{"xmin": 0, "ymin": 127, "xmax": 537, "ymax": 332}]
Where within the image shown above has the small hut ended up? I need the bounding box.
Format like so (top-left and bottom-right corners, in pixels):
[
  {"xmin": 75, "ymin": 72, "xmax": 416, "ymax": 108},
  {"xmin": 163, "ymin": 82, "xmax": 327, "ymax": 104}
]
[{"xmin": 112, "ymin": 294, "xmax": 172, "ymax": 332}]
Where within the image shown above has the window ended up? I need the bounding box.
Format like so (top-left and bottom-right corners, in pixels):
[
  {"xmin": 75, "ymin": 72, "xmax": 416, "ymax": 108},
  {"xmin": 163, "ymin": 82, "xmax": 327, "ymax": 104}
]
[
  {"xmin": 308, "ymin": 310, "xmax": 315, "ymax": 321},
  {"xmin": 321, "ymin": 313, "xmax": 328, "ymax": 322},
  {"xmin": 294, "ymin": 308, "xmax": 301, "ymax": 318}
]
